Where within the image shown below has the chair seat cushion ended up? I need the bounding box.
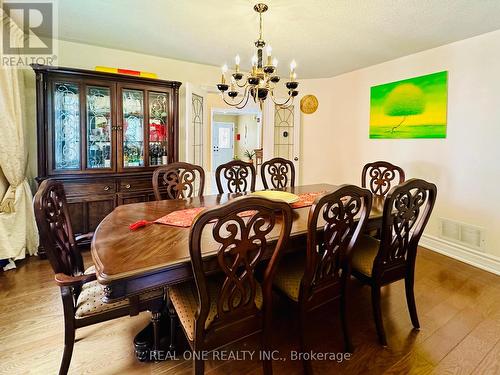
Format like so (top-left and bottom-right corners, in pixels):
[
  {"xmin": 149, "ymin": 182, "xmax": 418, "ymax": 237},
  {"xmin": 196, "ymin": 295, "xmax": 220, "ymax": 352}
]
[
  {"xmin": 351, "ymin": 235, "xmax": 380, "ymax": 277},
  {"xmin": 75, "ymin": 266, "xmax": 164, "ymax": 318},
  {"xmin": 273, "ymin": 254, "xmax": 306, "ymax": 302},
  {"xmin": 168, "ymin": 278, "xmax": 263, "ymax": 341}
]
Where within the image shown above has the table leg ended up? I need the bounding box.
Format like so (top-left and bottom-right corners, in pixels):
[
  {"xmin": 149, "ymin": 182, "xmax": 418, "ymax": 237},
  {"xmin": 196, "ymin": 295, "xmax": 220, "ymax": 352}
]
[
  {"xmin": 167, "ymin": 293, "xmax": 178, "ymax": 352},
  {"xmin": 133, "ymin": 309, "xmax": 186, "ymax": 362}
]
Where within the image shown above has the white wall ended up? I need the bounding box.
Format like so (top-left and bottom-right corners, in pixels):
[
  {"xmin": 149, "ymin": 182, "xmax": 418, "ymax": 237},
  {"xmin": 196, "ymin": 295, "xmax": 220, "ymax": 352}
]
[
  {"xmin": 298, "ymin": 29, "xmax": 500, "ymax": 259},
  {"xmin": 56, "ymin": 40, "xmax": 221, "ymax": 84}
]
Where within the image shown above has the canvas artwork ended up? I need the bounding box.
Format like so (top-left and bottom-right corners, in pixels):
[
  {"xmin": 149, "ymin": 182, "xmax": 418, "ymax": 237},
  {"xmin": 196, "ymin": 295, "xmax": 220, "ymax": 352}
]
[{"xmin": 369, "ymin": 71, "xmax": 448, "ymax": 139}]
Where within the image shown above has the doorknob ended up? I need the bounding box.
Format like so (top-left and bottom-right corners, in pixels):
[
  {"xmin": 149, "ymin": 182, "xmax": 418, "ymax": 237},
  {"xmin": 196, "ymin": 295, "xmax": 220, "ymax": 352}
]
[{"xmin": 294, "ymin": 157, "xmax": 299, "ymax": 161}]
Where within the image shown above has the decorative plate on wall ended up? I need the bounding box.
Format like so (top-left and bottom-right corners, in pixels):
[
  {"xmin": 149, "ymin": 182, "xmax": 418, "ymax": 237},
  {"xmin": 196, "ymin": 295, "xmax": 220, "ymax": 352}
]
[{"xmin": 300, "ymin": 95, "xmax": 319, "ymax": 114}]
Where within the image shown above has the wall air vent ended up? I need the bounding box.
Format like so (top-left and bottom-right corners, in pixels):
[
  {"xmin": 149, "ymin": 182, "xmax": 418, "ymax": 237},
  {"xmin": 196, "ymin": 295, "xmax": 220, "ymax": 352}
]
[{"xmin": 439, "ymin": 218, "xmax": 485, "ymax": 251}]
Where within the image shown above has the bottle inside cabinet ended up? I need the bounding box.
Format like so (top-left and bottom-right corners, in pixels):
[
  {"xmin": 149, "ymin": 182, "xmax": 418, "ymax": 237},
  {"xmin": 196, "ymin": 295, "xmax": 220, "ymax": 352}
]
[
  {"xmin": 87, "ymin": 86, "xmax": 112, "ymax": 169},
  {"xmin": 148, "ymin": 91, "xmax": 168, "ymax": 166},
  {"xmin": 122, "ymin": 89, "xmax": 145, "ymax": 167}
]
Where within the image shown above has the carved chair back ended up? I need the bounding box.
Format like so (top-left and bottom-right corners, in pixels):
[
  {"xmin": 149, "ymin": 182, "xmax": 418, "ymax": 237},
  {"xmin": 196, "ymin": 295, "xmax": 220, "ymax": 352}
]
[
  {"xmin": 215, "ymin": 160, "xmax": 256, "ymax": 194},
  {"xmin": 301, "ymin": 185, "xmax": 372, "ymax": 300},
  {"xmin": 152, "ymin": 162, "xmax": 205, "ymax": 201},
  {"xmin": 362, "ymin": 161, "xmax": 405, "ymax": 197},
  {"xmin": 189, "ymin": 196, "xmax": 293, "ymax": 346},
  {"xmin": 34, "ymin": 179, "xmax": 84, "ymax": 277},
  {"xmin": 261, "ymin": 157, "xmax": 296, "ymax": 189},
  {"xmin": 375, "ymin": 178, "xmax": 437, "ymax": 279}
]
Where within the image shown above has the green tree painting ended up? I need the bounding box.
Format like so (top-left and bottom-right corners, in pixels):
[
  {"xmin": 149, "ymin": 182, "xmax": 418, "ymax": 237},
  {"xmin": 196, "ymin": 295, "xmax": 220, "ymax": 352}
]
[{"xmin": 369, "ymin": 71, "xmax": 448, "ymax": 139}]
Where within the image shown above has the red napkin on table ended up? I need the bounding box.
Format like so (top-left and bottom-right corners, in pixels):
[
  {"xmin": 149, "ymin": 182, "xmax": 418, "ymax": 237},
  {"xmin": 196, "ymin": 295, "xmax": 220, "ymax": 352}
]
[
  {"xmin": 291, "ymin": 191, "xmax": 326, "ymax": 209},
  {"xmin": 129, "ymin": 207, "xmax": 205, "ymax": 230},
  {"xmin": 155, "ymin": 207, "xmax": 205, "ymax": 227},
  {"xmin": 129, "ymin": 207, "xmax": 256, "ymax": 230}
]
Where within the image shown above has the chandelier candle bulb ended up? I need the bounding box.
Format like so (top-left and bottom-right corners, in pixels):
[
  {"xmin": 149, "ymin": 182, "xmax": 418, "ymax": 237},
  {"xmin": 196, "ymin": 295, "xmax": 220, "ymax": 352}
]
[
  {"xmin": 251, "ymin": 55, "xmax": 258, "ymax": 68},
  {"xmin": 228, "ymin": 76, "xmax": 238, "ymax": 98},
  {"xmin": 235, "ymin": 55, "xmax": 240, "ymax": 72},
  {"xmin": 266, "ymin": 45, "xmax": 272, "ymax": 56},
  {"xmin": 266, "ymin": 45, "xmax": 273, "ymax": 65},
  {"xmin": 221, "ymin": 64, "xmax": 228, "ymax": 84},
  {"xmin": 290, "ymin": 60, "xmax": 297, "ymax": 80}
]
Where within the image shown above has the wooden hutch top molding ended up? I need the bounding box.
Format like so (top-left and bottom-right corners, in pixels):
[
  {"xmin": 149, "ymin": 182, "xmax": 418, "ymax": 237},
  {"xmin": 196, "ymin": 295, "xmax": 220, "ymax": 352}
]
[{"xmin": 31, "ymin": 64, "xmax": 182, "ymax": 88}]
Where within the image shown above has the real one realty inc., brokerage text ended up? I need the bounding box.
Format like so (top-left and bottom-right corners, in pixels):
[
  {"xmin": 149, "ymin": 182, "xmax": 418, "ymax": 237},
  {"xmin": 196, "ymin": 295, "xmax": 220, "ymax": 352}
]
[{"xmin": 149, "ymin": 350, "xmax": 352, "ymax": 363}]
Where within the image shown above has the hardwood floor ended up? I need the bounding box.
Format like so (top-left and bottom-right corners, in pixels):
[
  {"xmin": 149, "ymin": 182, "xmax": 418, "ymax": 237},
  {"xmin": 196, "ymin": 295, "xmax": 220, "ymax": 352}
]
[{"xmin": 1, "ymin": 247, "xmax": 499, "ymax": 375}]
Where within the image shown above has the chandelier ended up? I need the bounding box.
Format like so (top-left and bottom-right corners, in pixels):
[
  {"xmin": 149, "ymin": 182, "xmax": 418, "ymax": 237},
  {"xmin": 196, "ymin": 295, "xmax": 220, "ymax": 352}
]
[{"xmin": 216, "ymin": 3, "xmax": 299, "ymax": 109}]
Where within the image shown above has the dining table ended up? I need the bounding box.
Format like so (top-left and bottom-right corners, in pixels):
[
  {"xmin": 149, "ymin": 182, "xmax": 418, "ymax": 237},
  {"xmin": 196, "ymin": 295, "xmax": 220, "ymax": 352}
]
[{"xmin": 90, "ymin": 183, "xmax": 385, "ymax": 360}]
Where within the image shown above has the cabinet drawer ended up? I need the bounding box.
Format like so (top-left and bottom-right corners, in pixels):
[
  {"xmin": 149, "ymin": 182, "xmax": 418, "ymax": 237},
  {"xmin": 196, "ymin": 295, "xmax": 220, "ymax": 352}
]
[
  {"xmin": 118, "ymin": 178, "xmax": 152, "ymax": 192},
  {"xmin": 62, "ymin": 179, "xmax": 116, "ymax": 196}
]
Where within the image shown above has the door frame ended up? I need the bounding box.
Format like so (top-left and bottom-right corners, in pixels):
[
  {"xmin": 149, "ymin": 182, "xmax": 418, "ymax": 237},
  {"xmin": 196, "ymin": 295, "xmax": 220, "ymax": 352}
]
[
  {"xmin": 263, "ymin": 100, "xmax": 301, "ymax": 184},
  {"xmin": 184, "ymin": 82, "xmax": 207, "ymax": 167},
  {"xmin": 210, "ymin": 106, "xmax": 262, "ymax": 172},
  {"xmin": 211, "ymin": 121, "xmax": 235, "ymax": 172}
]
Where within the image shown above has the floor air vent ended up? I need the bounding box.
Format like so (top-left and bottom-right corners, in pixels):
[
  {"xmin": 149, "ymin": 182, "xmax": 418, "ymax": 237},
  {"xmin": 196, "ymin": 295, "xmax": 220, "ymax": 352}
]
[{"xmin": 439, "ymin": 218, "xmax": 485, "ymax": 251}]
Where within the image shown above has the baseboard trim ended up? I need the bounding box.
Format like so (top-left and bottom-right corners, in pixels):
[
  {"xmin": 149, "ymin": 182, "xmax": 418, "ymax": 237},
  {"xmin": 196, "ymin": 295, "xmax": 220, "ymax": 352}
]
[{"xmin": 420, "ymin": 234, "xmax": 500, "ymax": 275}]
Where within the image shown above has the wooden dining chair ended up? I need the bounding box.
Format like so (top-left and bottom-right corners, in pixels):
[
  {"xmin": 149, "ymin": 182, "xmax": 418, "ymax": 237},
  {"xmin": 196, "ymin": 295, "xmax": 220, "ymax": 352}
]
[
  {"xmin": 215, "ymin": 159, "xmax": 256, "ymax": 194},
  {"xmin": 152, "ymin": 161, "xmax": 205, "ymax": 200},
  {"xmin": 350, "ymin": 178, "xmax": 437, "ymax": 346},
  {"xmin": 362, "ymin": 161, "xmax": 405, "ymax": 197},
  {"xmin": 261, "ymin": 157, "xmax": 296, "ymax": 189},
  {"xmin": 34, "ymin": 179, "xmax": 165, "ymax": 375},
  {"xmin": 273, "ymin": 185, "xmax": 372, "ymax": 374},
  {"xmin": 168, "ymin": 196, "xmax": 293, "ymax": 375}
]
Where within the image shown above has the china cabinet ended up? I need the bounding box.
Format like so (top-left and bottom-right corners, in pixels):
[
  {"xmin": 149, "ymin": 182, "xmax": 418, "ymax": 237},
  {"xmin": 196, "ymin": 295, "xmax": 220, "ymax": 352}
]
[{"xmin": 32, "ymin": 65, "xmax": 181, "ymax": 256}]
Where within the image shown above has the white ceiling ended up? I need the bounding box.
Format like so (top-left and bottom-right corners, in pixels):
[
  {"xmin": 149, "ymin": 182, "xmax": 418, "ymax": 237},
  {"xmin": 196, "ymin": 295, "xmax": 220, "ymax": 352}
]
[{"xmin": 49, "ymin": 0, "xmax": 500, "ymax": 78}]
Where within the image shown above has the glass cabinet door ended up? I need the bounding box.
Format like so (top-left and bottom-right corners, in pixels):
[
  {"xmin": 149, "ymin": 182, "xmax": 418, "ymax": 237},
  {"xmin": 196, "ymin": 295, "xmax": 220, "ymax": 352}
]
[
  {"xmin": 86, "ymin": 86, "xmax": 112, "ymax": 169},
  {"xmin": 53, "ymin": 82, "xmax": 81, "ymax": 170},
  {"xmin": 148, "ymin": 91, "xmax": 169, "ymax": 166},
  {"xmin": 122, "ymin": 89, "xmax": 145, "ymax": 168}
]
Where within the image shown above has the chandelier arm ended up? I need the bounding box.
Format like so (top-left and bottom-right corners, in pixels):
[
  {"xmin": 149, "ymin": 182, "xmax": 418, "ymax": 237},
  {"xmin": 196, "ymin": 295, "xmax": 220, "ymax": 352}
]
[
  {"xmin": 235, "ymin": 91, "xmax": 252, "ymax": 110},
  {"xmin": 270, "ymin": 91, "xmax": 294, "ymax": 108},
  {"xmin": 221, "ymin": 93, "xmax": 246, "ymax": 108},
  {"xmin": 235, "ymin": 79, "xmax": 247, "ymax": 88},
  {"xmin": 221, "ymin": 86, "xmax": 251, "ymax": 107}
]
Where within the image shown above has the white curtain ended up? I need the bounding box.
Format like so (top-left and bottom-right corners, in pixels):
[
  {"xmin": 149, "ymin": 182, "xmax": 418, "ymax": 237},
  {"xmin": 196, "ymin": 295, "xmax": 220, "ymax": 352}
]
[{"xmin": 0, "ymin": 9, "xmax": 39, "ymax": 267}]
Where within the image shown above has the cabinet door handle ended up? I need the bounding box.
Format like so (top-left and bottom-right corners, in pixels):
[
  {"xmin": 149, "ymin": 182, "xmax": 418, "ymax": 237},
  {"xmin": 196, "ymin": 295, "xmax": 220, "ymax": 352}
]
[
  {"xmin": 125, "ymin": 184, "xmax": 131, "ymax": 189},
  {"xmin": 103, "ymin": 185, "xmax": 110, "ymax": 191}
]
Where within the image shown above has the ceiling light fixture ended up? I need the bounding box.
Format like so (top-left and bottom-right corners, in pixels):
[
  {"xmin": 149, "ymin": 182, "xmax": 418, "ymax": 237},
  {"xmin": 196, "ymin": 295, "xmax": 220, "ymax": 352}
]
[{"xmin": 216, "ymin": 3, "xmax": 299, "ymax": 109}]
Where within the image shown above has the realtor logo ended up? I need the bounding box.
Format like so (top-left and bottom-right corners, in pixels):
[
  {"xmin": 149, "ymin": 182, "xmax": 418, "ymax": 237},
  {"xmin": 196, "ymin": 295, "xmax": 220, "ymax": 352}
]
[{"xmin": 1, "ymin": 1, "xmax": 57, "ymax": 67}]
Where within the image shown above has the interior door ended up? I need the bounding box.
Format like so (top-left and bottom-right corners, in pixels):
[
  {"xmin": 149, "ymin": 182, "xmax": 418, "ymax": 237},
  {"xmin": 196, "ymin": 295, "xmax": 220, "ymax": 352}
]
[
  {"xmin": 183, "ymin": 83, "xmax": 207, "ymax": 168},
  {"xmin": 212, "ymin": 122, "xmax": 234, "ymax": 171},
  {"xmin": 263, "ymin": 100, "xmax": 301, "ymax": 184}
]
